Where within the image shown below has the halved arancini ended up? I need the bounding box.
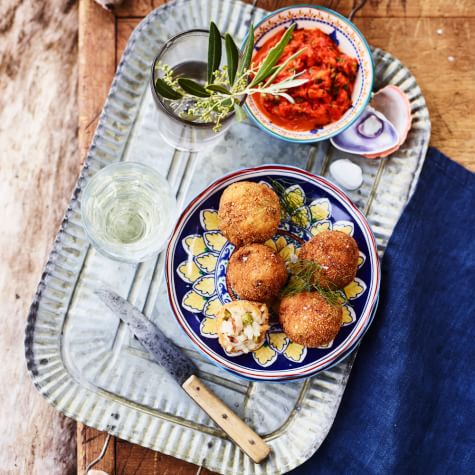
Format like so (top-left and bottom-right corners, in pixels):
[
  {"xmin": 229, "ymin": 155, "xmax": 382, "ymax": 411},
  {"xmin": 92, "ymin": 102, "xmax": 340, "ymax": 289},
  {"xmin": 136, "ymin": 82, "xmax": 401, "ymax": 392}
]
[{"xmin": 216, "ymin": 300, "xmax": 269, "ymax": 354}]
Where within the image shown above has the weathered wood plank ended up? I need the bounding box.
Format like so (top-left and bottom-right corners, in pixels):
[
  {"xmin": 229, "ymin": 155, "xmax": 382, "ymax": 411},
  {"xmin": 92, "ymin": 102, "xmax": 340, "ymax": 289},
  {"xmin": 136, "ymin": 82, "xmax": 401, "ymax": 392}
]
[
  {"xmin": 115, "ymin": 438, "xmax": 217, "ymax": 474},
  {"xmin": 77, "ymin": 0, "xmax": 117, "ymax": 473},
  {"xmin": 254, "ymin": 0, "xmax": 475, "ymax": 18},
  {"xmin": 0, "ymin": 0, "xmax": 78, "ymax": 473},
  {"xmin": 77, "ymin": 427, "xmax": 115, "ymax": 475},
  {"xmin": 354, "ymin": 17, "xmax": 475, "ymax": 170},
  {"xmin": 78, "ymin": 0, "xmax": 116, "ymax": 161},
  {"xmin": 117, "ymin": 17, "xmax": 139, "ymax": 60},
  {"xmin": 114, "ymin": 0, "xmax": 475, "ymax": 18}
]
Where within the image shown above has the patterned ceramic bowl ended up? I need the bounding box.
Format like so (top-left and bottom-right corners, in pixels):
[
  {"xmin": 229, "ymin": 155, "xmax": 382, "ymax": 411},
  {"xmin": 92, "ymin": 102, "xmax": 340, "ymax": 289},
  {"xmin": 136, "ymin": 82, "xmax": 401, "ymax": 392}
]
[
  {"xmin": 244, "ymin": 5, "xmax": 374, "ymax": 143},
  {"xmin": 166, "ymin": 165, "xmax": 380, "ymax": 381}
]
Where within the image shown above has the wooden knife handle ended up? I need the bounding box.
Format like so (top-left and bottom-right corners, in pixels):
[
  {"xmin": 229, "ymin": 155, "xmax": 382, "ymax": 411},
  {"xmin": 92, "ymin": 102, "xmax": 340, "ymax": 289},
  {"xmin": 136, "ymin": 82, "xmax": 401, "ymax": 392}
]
[{"xmin": 182, "ymin": 375, "xmax": 271, "ymax": 464}]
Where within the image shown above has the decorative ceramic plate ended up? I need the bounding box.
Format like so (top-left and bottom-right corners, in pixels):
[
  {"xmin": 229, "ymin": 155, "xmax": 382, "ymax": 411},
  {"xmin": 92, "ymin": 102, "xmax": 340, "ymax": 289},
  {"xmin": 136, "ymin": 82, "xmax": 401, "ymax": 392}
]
[
  {"xmin": 166, "ymin": 165, "xmax": 380, "ymax": 381},
  {"xmin": 244, "ymin": 5, "xmax": 374, "ymax": 143}
]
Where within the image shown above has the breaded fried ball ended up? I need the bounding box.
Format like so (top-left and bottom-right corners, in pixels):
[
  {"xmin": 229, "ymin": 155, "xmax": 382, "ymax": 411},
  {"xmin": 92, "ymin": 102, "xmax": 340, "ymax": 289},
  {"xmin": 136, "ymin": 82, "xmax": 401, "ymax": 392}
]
[
  {"xmin": 279, "ymin": 291, "xmax": 343, "ymax": 347},
  {"xmin": 228, "ymin": 243, "xmax": 288, "ymax": 302},
  {"xmin": 298, "ymin": 230, "xmax": 359, "ymax": 289},
  {"xmin": 218, "ymin": 181, "xmax": 281, "ymax": 247}
]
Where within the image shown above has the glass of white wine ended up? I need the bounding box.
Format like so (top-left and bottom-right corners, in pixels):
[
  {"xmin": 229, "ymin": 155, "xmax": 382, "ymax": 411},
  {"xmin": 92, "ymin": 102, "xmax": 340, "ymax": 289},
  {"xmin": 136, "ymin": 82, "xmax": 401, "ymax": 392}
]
[{"xmin": 81, "ymin": 162, "xmax": 177, "ymax": 263}]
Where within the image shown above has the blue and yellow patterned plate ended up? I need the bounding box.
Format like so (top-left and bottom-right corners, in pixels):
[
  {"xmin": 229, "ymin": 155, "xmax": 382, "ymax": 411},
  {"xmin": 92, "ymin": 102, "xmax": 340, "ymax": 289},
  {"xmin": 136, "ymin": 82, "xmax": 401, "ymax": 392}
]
[{"xmin": 166, "ymin": 165, "xmax": 380, "ymax": 381}]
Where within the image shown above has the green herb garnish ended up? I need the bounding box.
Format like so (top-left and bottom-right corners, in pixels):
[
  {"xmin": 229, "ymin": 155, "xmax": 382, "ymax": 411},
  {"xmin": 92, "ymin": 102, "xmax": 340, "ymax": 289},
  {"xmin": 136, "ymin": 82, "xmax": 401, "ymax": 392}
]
[
  {"xmin": 270, "ymin": 179, "xmax": 306, "ymax": 227},
  {"xmin": 249, "ymin": 23, "xmax": 297, "ymax": 87},
  {"xmin": 206, "ymin": 84, "xmax": 232, "ymax": 95},
  {"xmin": 208, "ymin": 21, "xmax": 222, "ymax": 84},
  {"xmin": 225, "ymin": 33, "xmax": 239, "ymax": 85},
  {"xmin": 178, "ymin": 78, "xmax": 211, "ymax": 98},
  {"xmin": 154, "ymin": 77, "xmax": 183, "ymax": 100},
  {"xmin": 282, "ymin": 259, "xmax": 346, "ymax": 306},
  {"xmin": 237, "ymin": 24, "xmax": 254, "ymax": 76},
  {"xmin": 153, "ymin": 22, "xmax": 308, "ymax": 131}
]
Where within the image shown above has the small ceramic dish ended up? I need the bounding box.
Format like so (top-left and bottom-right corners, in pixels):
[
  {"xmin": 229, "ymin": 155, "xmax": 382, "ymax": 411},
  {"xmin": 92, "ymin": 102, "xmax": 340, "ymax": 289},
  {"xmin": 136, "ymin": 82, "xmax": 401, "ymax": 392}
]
[
  {"xmin": 166, "ymin": 165, "xmax": 380, "ymax": 381},
  {"xmin": 244, "ymin": 5, "xmax": 374, "ymax": 144}
]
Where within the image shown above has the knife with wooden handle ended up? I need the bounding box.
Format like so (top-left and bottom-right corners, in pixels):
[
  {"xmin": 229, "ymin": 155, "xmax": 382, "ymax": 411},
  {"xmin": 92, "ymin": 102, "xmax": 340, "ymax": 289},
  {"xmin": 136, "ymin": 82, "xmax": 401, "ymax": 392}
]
[{"xmin": 96, "ymin": 289, "xmax": 271, "ymax": 464}]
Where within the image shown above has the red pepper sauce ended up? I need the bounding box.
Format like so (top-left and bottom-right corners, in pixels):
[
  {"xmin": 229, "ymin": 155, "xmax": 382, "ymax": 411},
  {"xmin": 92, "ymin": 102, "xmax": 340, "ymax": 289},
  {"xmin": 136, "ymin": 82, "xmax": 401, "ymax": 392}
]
[{"xmin": 252, "ymin": 28, "xmax": 358, "ymax": 131}]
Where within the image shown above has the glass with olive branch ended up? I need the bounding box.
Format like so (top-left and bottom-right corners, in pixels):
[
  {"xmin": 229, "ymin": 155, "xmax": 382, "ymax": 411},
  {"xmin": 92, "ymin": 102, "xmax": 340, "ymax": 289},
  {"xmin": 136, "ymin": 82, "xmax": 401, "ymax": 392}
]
[
  {"xmin": 150, "ymin": 22, "xmax": 309, "ymax": 152},
  {"xmin": 151, "ymin": 30, "xmax": 235, "ymax": 151}
]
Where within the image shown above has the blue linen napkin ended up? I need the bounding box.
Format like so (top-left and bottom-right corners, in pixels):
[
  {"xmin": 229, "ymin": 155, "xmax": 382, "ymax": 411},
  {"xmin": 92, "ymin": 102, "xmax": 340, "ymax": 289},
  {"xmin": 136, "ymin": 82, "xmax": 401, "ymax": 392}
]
[{"xmin": 290, "ymin": 148, "xmax": 475, "ymax": 474}]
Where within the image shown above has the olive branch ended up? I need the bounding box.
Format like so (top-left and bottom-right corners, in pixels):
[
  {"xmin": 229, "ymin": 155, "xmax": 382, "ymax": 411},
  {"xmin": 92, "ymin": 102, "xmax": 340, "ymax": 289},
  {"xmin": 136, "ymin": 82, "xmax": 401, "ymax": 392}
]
[{"xmin": 154, "ymin": 22, "xmax": 308, "ymax": 131}]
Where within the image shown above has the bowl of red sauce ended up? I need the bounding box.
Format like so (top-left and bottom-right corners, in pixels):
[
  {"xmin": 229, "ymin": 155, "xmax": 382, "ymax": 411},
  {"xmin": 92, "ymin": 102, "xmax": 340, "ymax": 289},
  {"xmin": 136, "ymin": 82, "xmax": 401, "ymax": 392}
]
[{"xmin": 244, "ymin": 6, "xmax": 374, "ymax": 143}]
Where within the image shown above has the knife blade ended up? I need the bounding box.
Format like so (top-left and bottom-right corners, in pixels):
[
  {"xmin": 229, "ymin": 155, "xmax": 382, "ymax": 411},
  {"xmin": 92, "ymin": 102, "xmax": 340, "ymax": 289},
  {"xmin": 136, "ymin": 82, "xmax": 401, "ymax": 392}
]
[
  {"xmin": 96, "ymin": 288, "xmax": 271, "ymax": 464},
  {"xmin": 95, "ymin": 288, "xmax": 196, "ymax": 385}
]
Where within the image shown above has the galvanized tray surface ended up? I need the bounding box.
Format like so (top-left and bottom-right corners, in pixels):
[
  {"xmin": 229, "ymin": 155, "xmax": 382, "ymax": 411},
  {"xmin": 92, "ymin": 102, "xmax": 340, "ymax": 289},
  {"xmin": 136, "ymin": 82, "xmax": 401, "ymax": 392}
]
[{"xmin": 24, "ymin": 0, "xmax": 430, "ymax": 473}]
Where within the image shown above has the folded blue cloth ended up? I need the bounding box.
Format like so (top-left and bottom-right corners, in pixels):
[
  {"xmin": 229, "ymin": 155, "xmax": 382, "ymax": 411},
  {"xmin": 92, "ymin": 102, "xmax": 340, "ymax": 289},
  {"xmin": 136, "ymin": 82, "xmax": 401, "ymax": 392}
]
[{"xmin": 291, "ymin": 148, "xmax": 475, "ymax": 474}]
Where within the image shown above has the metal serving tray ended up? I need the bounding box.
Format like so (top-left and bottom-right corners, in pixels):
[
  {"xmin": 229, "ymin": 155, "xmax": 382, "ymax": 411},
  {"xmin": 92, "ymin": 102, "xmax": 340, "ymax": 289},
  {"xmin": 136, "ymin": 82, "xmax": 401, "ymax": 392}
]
[{"xmin": 25, "ymin": 0, "xmax": 430, "ymax": 473}]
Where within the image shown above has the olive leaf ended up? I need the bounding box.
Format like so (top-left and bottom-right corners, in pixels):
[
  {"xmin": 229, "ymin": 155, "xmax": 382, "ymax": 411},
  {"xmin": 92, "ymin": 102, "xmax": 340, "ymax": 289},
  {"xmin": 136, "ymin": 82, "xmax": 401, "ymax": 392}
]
[
  {"xmin": 264, "ymin": 77, "xmax": 308, "ymax": 91},
  {"xmin": 225, "ymin": 33, "xmax": 239, "ymax": 85},
  {"xmin": 208, "ymin": 21, "xmax": 222, "ymax": 84},
  {"xmin": 206, "ymin": 84, "xmax": 231, "ymax": 94},
  {"xmin": 178, "ymin": 78, "xmax": 211, "ymax": 97},
  {"xmin": 238, "ymin": 24, "xmax": 254, "ymax": 76},
  {"xmin": 274, "ymin": 92, "xmax": 295, "ymax": 103},
  {"xmin": 154, "ymin": 77, "xmax": 183, "ymax": 100},
  {"xmin": 263, "ymin": 47, "xmax": 306, "ymax": 87},
  {"xmin": 249, "ymin": 23, "xmax": 296, "ymax": 87},
  {"xmin": 233, "ymin": 103, "xmax": 247, "ymax": 122},
  {"xmin": 267, "ymin": 65, "xmax": 279, "ymax": 77}
]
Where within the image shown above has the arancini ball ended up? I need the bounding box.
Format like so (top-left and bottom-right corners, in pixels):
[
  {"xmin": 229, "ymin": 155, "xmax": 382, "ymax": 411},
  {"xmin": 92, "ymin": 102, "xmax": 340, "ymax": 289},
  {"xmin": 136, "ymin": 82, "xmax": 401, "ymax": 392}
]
[
  {"xmin": 279, "ymin": 291, "xmax": 343, "ymax": 347},
  {"xmin": 218, "ymin": 181, "xmax": 281, "ymax": 247},
  {"xmin": 227, "ymin": 243, "xmax": 288, "ymax": 302},
  {"xmin": 298, "ymin": 230, "xmax": 359, "ymax": 289}
]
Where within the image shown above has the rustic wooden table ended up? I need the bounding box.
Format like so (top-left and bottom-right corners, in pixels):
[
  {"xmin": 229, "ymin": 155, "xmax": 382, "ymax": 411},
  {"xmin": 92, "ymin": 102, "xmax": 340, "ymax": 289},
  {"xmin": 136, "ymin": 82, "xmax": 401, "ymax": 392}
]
[{"xmin": 77, "ymin": 0, "xmax": 475, "ymax": 473}]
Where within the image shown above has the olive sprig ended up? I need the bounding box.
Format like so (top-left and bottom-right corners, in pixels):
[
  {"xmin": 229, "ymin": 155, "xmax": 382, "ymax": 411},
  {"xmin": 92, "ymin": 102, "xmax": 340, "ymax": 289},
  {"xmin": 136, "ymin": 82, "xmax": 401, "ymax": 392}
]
[{"xmin": 154, "ymin": 22, "xmax": 308, "ymax": 131}]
